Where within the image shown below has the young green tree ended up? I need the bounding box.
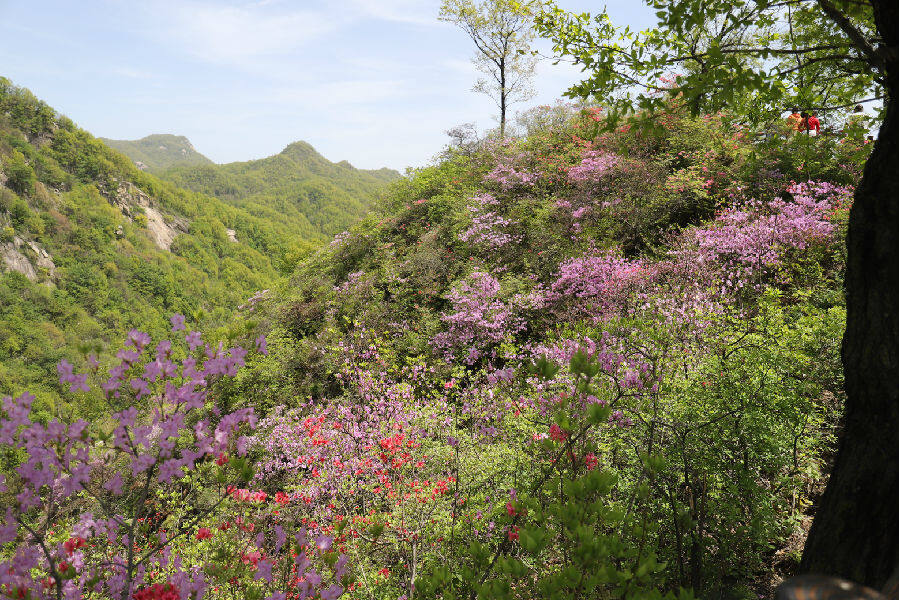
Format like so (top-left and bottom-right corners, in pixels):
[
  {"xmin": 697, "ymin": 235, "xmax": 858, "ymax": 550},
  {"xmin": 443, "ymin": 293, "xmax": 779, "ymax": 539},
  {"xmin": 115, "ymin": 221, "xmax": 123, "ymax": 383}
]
[
  {"xmin": 2, "ymin": 149, "xmax": 36, "ymax": 196},
  {"xmin": 439, "ymin": 0, "xmax": 540, "ymax": 137},
  {"xmin": 535, "ymin": 0, "xmax": 899, "ymax": 589}
]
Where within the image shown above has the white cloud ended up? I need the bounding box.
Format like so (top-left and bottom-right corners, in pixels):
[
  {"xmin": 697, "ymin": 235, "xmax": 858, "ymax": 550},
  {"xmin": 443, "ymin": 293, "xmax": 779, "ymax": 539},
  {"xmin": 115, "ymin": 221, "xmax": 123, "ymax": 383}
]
[
  {"xmin": 349, "ymin": 0, "xmax": 440, "ymax": 26},
  {"xmin": 154, "ymin": 1, "xmax": 340, "ymax": 64}
]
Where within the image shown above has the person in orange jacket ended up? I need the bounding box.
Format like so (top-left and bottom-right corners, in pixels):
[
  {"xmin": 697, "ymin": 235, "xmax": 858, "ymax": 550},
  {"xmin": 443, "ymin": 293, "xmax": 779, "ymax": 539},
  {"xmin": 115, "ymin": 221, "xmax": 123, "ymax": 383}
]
[{"xmin": 786, "ymin": 108, "xmax": 803, "ymax": 133}]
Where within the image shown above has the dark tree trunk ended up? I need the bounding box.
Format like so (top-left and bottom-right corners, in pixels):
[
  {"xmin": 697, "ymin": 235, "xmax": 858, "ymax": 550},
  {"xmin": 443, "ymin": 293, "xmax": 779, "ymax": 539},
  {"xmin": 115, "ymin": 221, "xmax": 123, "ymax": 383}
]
[
  {"xmin": 500, "ymin": 68, "xmax": 507, "ymax": 138},
  {"xmin": 800, "ymin": 0, "xmax": 899, "ymax": 586}
]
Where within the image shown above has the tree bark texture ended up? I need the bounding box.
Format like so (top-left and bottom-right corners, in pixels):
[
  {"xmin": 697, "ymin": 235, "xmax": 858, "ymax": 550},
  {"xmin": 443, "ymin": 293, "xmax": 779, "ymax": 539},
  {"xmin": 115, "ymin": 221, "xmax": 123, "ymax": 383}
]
[
  {"xmin": 801, "ymin": 0, "xmax": 899, "ymax": 586},
  {"xmin": 500, "ymin": 60, "xmax": 507, "ymax": 138}
]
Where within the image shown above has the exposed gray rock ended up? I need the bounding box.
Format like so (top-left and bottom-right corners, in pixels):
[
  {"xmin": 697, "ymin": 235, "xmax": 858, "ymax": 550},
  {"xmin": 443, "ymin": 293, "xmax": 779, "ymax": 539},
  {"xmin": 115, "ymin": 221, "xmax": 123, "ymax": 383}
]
[
  {"xmin": 145, "ymin": 206, "xmax": 179, "ymax": 250},
  {"xmin": 28, "ymin": 239, "xmax": 56, "ymax": 278},
  {"xmin": 0, "ymin": 235, "xmax": 55, "ymax": 283},
  {"xmin": 110, "ymin": 181, "xmax": 188, "ymax": 251},
  {"xmin": 0, "ymin": 241, "xmax": 36, "ymax": 280}
]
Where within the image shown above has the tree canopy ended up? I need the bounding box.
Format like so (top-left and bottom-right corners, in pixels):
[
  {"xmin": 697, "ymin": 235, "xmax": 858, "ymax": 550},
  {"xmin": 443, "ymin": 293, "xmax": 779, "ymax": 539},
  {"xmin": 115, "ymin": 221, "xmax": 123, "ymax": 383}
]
[
  {"xmin": 440, "ymin": 0, "xmax": 541, "ymax": 136},
  {"xmin": 535, "ymin": 0, "xmax": 883, "ymax": 122}
]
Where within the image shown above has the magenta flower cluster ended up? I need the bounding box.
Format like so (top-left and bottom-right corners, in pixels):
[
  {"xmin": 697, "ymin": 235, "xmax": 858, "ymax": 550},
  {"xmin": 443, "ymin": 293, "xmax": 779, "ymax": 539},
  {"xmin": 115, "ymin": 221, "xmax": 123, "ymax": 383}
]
[
  {"xmin": 458, "ymin": 194, "xmax": 521, "ymax": 249},
  {"xmin": 687, "ymin": 184, "xmax": 842, "ymax": 269},
  {"xmin": 484, "ymin": 163, "xmax": 538, "ymax": 191},
  {"xmin": 567, "ymin": 150, "xmax": 620, "ymax": 184},
  {"xmin": 433, "ymin": 271, "xmax": 525, "ymax": 364}
]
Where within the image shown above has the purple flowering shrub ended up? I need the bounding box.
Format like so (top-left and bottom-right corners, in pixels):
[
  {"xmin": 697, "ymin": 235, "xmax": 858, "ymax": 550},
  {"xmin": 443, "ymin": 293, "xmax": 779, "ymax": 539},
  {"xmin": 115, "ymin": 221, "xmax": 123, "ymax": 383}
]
[
  {"xmin": 542, "ymin": 180, "xmax": 847, "ymax": 331},
  {"xmin": 457, "ymin": 194, "xmax": 521, "ymax": 250},
  {"xmin": 432, "ymin": 271, "xmax": 532, "ymax": 364},
  {"xmin": 567, "ymin": 150, "xmax": 621, "ymax": 185},
  {"xmin": 481, "ymin": 143, "xmax": 541, "ymax": 192},
  {"xmin": 484, "ymin": 163, "xmax": 539, "ymax": 191},
  {"xmin": 547, "ymin": 252, "xmax": 655, "ymax": 320},
  {"xmin": 0, "ymin": 321, "xmax": 347, "ymax": 600},
  {"xmin": 682, "ymin": 180, "xmax": 849, "ymax": 292}
]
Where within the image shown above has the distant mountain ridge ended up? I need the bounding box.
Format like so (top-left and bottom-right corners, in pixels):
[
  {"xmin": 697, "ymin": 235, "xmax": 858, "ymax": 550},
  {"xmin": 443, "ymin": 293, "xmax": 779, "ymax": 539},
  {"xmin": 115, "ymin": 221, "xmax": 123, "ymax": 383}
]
[
  {"xmin": 104, "ymin": 135, "xmax": 400, "ymax": 183},
  {"xmin": 0, "ymin": 76, "xmax": 294, "ymax": 406},
  {"xmin": 104, "ymin": 135, "xmax": 401, "ymax": 241},
  {"xmin": 160, "ymin": 140, "xmax": 402, "ymax": 241},
  {"xmin": 100, "ymin": 133, "xmax": 213, "ymax": 172}
]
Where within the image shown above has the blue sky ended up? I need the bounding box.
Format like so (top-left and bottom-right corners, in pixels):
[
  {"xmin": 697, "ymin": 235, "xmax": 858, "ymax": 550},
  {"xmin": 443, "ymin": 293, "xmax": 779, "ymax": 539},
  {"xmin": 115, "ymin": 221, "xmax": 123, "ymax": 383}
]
[{"xmin": 0, "ymin": 1, "xmax": 655, "ymax": 171}]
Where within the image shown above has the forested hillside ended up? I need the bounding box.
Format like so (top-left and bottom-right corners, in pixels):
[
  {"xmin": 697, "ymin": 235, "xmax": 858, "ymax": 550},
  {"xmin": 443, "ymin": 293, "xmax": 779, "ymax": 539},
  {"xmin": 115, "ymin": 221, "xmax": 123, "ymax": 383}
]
[
  {"xmin": 0, "ymin": 94, "xmax": 873, "ymax": 599},
  {"xmin": 160, "ymin": 141, "xmax": 400, "ymax": 244},
  {"xmin": 0, "ymin": 77, "xmax": 388, "ymax": 416},
  {"xmin": 100, "ymin": 134, "xmax": 213, "ymax": 173}
]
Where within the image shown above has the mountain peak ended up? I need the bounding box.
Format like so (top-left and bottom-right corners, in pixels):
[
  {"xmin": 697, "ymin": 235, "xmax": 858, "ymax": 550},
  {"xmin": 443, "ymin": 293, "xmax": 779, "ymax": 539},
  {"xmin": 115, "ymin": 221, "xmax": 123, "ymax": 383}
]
[
  {"xmin": 101, "ymin": 134, "xmax": 213, "ymax": 172},
  {"xmin": 279, "ymin": 140, "xmax": 318, "ymax": 157}
]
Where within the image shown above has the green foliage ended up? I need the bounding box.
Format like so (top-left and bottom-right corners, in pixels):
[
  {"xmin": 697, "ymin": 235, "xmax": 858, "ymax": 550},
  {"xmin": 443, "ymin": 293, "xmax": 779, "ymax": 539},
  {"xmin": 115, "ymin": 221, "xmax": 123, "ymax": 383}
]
[
  {"xmin": 418, "ymin": 352, "xmax": 695, "ymax": 600},
  {"xmin": 534, "ymin": 0, "xmax": 881, "ymax": 128},
  {"xmin": 0, "ymin": 78, "xmax": 296, "ymax": 412},
  {"xmin": 0, "ymin": 63, "xmax": 861, "ymax": 599},
  {"xmin": 100, "ymin": 133, "xmax": 214, "ymax": 172},
  {"xmin": 1, "ymin": 148, "xmax": 36, "ymax": 196},
  {"xmin": 235, "ymin": 102, "xmax": 855, "ymax": 599}
]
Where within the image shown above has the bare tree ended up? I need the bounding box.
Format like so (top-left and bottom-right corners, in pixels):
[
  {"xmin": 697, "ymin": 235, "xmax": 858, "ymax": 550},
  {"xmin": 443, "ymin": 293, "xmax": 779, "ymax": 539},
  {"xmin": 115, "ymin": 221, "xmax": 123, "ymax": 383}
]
[{"xmin": 439, "ymin": 0, "xmax": 540, "ymax": 137}]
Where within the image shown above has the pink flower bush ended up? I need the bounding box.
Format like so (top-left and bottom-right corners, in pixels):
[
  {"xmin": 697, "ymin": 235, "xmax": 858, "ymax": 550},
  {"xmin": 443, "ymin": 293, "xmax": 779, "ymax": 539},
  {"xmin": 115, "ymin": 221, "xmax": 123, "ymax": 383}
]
[
  {"xmin": 567, "ymin": 150, "xmax": 620, "ymax": 184},
  {"xmin": 688, "ymin": 180, "xmax": 846, "ymax": 269},
  {"xmin": 458, "ymin": 194, "xmax": 520, "ymax": 249},
  {"xmin": 547, "ymin": 252, "xmax": 655, "ymax": 320},
  {"xmin": 545, "ymin": 182, "xmax": 847, "ymax": 328},
  {"xmin": 485, "ymin": 163, "xmax": 538, "ymax": 191},
  {"xmin": 433, "ymin": 271, "xmax": 525, "ymax": 364}
]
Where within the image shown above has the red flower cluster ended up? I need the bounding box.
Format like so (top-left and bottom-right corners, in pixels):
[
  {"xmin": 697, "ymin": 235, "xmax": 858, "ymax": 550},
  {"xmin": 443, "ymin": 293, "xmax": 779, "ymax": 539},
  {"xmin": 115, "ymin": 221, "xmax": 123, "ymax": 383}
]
[
  {"xmin": 63, "ymin": 536, "xmax": 86, "ymax": 555},
  {"xmin": 378, "ymin": 433, "xmax": 420, "ymax": 469},
  {"xmin": 585, "ymin": 106, "xmax": 603, "ymax": 122},
  {"xmin": 227, "ymin": 487, "xmax": 268, "ymax": 502},
  {"xmin": 549, "ymin": 424, "xmax": 568, "ymax": 442},
  {"xmin": 133, "ymin": 583, "xmax": 179, "ymax": 600},
  {"xmin": 240, "ymin": 550, "xmax": 262, "ymax": 567}
]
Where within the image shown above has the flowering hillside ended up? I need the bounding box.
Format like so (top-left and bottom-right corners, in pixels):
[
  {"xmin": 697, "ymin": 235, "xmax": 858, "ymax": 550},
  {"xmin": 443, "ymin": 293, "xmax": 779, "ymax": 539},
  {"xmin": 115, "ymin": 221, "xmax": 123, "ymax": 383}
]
[{"xmin": 0, "ymin": 102, "xmax": 871, "ymax": 599}]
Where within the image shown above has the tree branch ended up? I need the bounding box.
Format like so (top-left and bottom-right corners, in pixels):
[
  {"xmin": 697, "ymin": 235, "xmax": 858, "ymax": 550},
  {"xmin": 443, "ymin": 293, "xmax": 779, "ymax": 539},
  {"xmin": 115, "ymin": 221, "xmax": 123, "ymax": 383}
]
[{"xmin": 815, "ymin": 0, "xmax": 885, "ymax": 71}]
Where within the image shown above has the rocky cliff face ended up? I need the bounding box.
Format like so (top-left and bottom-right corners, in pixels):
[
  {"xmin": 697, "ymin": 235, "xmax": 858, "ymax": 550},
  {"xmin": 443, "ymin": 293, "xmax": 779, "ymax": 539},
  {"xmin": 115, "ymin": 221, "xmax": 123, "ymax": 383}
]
[
  {"xmin": 108, "ymin": 181, "xmax": 188, "ymax": 251},
  {"xmin": 0, "ymin": 235, "xmax": 56, "ymax": 284}
]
